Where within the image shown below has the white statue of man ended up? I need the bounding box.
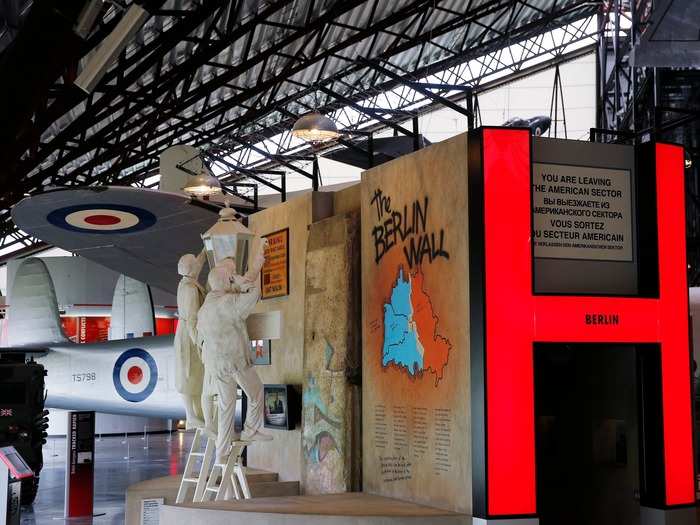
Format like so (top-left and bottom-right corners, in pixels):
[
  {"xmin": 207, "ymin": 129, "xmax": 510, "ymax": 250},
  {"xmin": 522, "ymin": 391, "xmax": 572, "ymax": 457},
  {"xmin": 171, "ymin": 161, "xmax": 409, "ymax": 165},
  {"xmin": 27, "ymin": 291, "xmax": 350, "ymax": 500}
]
[
  {"xmin": 197, "ymin": 240, "xmax": 271, "ymax": 464},
  {"xmin": 175, "ymin": 251, "xmax": 206, "ymax": 428}
]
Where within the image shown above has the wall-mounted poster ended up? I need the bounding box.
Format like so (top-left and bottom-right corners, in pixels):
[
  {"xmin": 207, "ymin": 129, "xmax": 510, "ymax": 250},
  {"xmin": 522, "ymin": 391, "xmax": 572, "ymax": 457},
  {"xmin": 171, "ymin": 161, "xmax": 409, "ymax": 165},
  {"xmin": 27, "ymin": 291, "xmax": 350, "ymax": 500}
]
[
  {"xmin": 250, "ymin": 339, "xmax": 271, "ymax": 366},
  {"xmin": 261, "ymin": 228, "xmax": 289, "ymax": 299},
  {"xmin": 263, "ymin": 384, "xmax": 298, "ymax": 430}
]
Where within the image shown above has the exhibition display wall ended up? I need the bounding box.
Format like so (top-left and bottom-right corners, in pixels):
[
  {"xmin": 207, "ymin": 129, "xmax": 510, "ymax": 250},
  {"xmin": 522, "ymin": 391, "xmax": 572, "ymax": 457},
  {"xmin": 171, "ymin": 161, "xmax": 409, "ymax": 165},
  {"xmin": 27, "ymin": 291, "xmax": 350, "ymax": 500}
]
[
  {"xmin": 467, "ymin": 128, "xmax": 694, "ymax": 522},
  {"xmin": 357, "ymin": 128, "xmax": 695, "ymax": 524},
  {"xmin": 361, "ymin": 133, "xmax": 471, "ymax": 513}
]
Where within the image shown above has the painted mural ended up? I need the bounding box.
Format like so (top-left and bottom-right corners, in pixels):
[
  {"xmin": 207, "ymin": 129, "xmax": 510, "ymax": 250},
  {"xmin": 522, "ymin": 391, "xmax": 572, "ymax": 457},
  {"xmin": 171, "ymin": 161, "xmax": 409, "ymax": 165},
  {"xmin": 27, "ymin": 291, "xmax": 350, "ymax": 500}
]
[
  {"xmin": 303, "ymin": 339, "xmax": 347, "ymax": 491},
  {"xmin": 381, "ymin": 266, "xmax": 451, "ymax": 385}
]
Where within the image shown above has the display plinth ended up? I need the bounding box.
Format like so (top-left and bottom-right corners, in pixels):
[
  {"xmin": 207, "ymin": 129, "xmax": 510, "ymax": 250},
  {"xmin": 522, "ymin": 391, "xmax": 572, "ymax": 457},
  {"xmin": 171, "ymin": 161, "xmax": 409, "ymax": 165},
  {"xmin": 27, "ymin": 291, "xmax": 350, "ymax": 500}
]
[
  {"xmin": 125, "ymin": 470, "xmax": 297, "ymax": 525},
  {"xmin": 159, "ymin": 493, "xmax": 470, "ymax": 525},
  {"xmin": 640, "ymin": 506, "xmax": 697, "ymax": 525},
  {"xmin": 472, "ymin": 518, "xmax": 540, "ymax": 525}
]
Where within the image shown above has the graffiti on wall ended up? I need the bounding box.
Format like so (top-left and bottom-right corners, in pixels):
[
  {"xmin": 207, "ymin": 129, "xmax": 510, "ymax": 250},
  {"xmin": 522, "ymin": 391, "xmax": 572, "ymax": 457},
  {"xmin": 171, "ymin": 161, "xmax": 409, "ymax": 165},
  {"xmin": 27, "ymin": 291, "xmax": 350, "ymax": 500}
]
[
  {"xmin": 302, "ymin": 339, "xmax": 347, "ymax": 492},
  {"xmin": 370, "ymin": 189, "xmax": 449, "ymax": 267}
]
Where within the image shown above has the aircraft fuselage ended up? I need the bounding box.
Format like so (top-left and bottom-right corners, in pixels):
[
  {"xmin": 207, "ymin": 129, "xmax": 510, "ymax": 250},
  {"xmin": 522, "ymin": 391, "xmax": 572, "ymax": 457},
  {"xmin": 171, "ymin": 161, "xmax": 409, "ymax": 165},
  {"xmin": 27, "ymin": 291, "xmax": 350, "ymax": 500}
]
[{"xmin": 36, "ymin": 335, "xmax": 184, "ymax": 418}]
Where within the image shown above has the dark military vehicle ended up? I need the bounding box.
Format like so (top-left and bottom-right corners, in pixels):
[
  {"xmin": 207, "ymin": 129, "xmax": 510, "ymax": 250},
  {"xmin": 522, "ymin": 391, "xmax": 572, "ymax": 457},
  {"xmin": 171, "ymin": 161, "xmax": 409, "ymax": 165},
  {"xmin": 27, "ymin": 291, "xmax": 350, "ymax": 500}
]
[{"xmin": 0, "ymin": 353, "xmax": 48, "ymax": 505}]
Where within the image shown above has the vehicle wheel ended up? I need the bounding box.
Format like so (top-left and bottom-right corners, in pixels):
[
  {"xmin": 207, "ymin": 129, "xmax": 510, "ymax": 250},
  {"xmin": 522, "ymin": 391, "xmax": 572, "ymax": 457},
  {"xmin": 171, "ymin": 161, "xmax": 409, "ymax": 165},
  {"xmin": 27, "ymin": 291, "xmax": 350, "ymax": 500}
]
[{"xmin": 20, "ymin": 477, "xmax": 39, "ymax": 505}]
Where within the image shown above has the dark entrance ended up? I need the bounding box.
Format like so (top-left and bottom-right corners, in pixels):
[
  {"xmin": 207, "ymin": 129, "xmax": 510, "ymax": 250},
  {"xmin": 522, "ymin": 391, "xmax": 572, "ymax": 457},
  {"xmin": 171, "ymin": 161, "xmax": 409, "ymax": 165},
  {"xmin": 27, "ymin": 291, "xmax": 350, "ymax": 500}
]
[{"xmin": 534, "ymin": 343, "xmax": 654, "ymax": 525}]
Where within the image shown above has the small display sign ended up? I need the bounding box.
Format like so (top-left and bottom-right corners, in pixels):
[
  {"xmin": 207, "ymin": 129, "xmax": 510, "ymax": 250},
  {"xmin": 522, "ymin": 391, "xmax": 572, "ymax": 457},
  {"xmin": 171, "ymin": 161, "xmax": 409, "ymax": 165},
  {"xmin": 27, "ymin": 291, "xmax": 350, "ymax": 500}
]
[
  {"xmin": 250, "ymin": 339, "xmax": 271, "ymax": 366},
  {"xmin": 532, "ymin": 163, "xmax": 633, "ymax": 262},
  {"xmin": 140, "ymin": 498, "xmax": 163, "ymax": 525},
  {"xmin": 261, "ymin": 228, "xmax": 289, "ymax": 299},
  {"xmin": 263, "ymin": 384, "xmax": 296, "ymax": 430}
]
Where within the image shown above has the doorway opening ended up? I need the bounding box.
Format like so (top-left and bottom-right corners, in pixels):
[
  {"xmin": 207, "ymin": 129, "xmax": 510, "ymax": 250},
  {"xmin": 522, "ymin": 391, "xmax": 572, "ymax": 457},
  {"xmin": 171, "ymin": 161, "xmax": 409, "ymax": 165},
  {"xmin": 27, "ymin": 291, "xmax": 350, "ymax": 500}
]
[{"xmin": 534, "ymin": 343, "xmax": 650, "ymax": 525}]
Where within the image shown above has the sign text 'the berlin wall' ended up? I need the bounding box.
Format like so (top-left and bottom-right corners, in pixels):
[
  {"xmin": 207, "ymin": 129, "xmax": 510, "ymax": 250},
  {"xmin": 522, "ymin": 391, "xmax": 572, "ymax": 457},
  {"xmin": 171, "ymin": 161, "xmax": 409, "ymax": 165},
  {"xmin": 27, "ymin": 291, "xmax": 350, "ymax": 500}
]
[{"xmin": 370, "ymin": 188, "xmax": 449, "ymax": 267}]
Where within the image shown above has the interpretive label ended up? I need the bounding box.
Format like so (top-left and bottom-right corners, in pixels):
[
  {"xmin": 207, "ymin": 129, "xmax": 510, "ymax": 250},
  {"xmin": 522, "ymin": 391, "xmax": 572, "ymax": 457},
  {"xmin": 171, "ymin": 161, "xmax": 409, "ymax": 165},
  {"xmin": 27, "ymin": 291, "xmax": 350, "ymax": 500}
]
[
  {"xmin": 532, "ymin": 163, "xmax": 633, "ymax": 261},
  {"xmin": 140, "ymin": 498, "xmax": 163, "ymax": 525}
]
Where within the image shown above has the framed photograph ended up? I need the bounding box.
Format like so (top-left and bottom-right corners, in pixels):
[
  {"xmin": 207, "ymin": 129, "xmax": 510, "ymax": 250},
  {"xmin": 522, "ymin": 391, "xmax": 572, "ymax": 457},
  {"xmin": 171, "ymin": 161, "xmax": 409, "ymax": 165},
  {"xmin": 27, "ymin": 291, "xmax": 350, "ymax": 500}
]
[
  {"xmin": 263, "ymin": 384, "xmax": 297, "ymax": 430},
  {"xmin": 261, "ymin": 228, "xmax": 290, "ymax": 299},
  {"xmin": 250, "ymin": 339, "xmax": 271, "ymax": 366}
]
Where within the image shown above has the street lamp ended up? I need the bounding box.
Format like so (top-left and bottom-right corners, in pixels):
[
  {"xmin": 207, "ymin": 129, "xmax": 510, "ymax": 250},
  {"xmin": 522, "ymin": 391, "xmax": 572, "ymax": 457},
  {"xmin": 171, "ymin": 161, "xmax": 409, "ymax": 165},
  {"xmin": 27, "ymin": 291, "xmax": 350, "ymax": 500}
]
[{"xmin": 200, "ymin": 205, "xmax": 254, "ymax": 275}]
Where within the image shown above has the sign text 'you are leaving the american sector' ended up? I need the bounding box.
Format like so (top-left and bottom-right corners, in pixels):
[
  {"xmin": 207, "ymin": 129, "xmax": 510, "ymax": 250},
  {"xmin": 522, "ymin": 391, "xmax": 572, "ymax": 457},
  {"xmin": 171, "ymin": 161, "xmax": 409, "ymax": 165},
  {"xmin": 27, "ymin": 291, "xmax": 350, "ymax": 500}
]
[{"xmin": 532, "ymin": 163, "xmax": 633, "ymax": 262}]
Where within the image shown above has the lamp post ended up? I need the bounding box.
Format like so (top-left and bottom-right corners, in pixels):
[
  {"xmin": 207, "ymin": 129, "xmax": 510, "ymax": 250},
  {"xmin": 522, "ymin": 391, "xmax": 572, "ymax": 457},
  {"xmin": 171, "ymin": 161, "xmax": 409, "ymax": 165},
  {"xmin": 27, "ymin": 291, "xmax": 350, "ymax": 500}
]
[{"xmin": 200, "ymin": 205, "xmax": 254, "ymax": 275}]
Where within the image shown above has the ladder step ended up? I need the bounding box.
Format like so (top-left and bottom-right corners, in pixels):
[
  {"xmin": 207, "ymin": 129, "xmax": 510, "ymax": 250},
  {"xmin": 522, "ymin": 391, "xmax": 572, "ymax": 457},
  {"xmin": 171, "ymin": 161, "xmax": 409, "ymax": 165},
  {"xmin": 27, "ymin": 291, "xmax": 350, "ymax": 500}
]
[
  {"xmin": 182, "ymin": 477, "xmax": 200, "ymax": 483},
  {"xmin": 190, "ymin": 452, "xmax": 205, "ymax": 457}
]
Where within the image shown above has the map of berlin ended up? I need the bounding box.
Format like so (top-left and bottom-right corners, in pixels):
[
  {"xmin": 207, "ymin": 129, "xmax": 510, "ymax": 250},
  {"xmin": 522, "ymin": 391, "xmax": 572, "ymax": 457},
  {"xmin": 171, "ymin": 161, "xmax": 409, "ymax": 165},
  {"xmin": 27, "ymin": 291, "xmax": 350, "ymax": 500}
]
[{"xmin": 382, "ymin": 266, "xmax": 451, "ymax": 385}]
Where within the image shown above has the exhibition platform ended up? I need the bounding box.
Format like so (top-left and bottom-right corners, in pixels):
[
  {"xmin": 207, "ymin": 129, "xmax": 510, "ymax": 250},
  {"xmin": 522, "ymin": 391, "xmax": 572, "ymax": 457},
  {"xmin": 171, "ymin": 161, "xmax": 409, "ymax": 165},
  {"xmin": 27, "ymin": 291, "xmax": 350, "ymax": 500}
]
[
  {"xmin": 125, "ymin": 468, "xmax": 300, "ymax": 525},
  {"xmin": 159, "ymin": 492, "xmax": 470, "ymax": 525}
]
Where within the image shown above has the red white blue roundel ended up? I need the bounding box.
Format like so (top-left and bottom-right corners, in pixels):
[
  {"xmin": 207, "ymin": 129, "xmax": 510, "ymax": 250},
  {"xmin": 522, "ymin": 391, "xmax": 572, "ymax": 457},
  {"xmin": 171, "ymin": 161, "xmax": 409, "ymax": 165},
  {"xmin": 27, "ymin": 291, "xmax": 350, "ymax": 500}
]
[
  {"xmin": 113, "ymin": 349, "xmax": 158, "ymax": 402},
  {"xmin": 47, "ymin": 204, "xmax": 156, "ymax": 234}
]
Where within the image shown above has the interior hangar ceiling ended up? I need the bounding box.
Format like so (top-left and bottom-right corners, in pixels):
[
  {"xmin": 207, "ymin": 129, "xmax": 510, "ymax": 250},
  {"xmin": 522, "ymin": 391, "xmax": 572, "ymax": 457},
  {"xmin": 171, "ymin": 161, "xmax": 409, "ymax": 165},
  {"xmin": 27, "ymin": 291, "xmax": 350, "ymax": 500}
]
[{"xmin": 0, "ymin": 0, "xmax": 596, "ymax": 245}]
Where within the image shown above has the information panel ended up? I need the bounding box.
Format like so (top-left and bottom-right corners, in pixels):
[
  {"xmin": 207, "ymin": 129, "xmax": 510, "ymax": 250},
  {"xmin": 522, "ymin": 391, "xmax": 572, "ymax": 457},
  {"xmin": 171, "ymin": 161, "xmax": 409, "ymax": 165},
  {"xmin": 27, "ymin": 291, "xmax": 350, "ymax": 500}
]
[
  {"xmin": 261, "ymin": 228, "xmax": 289, "ymax": 299},
  {"xmin": 361, "ymin": 133, "xmax": 470, "ymax": 513},
  {"xmin": 64, "ymin": 411, "xmax": 94, "ymax": 518},
  {"xmin": 532, "ymin": 163, "xmax": 633, "ymax": 262}
]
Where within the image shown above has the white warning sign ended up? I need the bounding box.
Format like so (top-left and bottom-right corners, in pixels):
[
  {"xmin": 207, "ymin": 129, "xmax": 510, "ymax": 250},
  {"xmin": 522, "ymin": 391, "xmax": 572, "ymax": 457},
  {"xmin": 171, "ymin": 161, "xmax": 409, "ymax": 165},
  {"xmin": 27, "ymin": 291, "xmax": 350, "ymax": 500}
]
[{"xmin": 532, "ymin": 163, "xmax": 633, "ymax": 262}]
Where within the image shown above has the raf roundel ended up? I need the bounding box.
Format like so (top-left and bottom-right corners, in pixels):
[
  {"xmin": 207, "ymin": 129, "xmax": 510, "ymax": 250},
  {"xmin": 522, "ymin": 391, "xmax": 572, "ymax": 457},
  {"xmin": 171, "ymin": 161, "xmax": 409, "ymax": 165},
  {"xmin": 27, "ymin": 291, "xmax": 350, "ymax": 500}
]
[
  {"xmin": 113, "ymin": 349, "xmax": 158, "ymax": 402},
  {"xmin": 47, "ymin": 204, "xmax": 157, "ymax": 234}
]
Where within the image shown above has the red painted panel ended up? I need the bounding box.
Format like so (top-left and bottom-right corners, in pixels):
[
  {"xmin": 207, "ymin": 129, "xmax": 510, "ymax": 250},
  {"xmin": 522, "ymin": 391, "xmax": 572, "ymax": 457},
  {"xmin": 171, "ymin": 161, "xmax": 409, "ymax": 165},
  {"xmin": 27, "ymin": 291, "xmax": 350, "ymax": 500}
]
[
  {"xmin": 483, "ymin": 128, "xmax": 536, "ymax": 515},
  {"xmin": 534, "ymin": 296, "xmax": 659, "ymax": 342},
  {"xmin": 155, "ymin": 317, "xmax": 176, "ymax": 336},
  {"xmin": 656, "ymin": 143, "xmax": 695, "ymax": 505},
  {"xmin": 481, "ymin": 132, "xmax": 695, "ymax": 516}
]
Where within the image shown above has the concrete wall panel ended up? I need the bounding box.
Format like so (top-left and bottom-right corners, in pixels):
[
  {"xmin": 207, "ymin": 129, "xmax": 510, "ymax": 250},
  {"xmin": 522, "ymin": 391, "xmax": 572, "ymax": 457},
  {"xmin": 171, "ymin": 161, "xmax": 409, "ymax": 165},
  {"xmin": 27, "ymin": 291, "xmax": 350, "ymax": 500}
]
[
  {"xmin": 302, "ymin": 212, "xmax": 361, "ymax": 494},
  {"xmin": 247, "ymin": 192, "xmax": 333, "ymax": 483}
]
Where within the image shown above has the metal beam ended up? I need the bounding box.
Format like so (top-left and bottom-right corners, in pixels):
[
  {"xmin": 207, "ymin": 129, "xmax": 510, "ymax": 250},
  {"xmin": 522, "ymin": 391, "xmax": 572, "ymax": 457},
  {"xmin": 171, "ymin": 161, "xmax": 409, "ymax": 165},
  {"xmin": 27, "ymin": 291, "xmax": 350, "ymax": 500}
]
[{"xmin": 358, "ymin": 57, "xmax": 473, "ymax": 120}]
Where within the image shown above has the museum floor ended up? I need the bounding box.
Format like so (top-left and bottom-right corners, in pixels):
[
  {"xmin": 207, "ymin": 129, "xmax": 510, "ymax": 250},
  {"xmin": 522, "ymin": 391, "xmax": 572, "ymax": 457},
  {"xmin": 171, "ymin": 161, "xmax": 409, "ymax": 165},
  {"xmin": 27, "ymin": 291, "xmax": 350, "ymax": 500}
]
[
  {"xmin": 19, "ymin": 432, "xmax": 700, "ymax": 524},
  {"xmin": 22, "ymin": 431, "xmax": 193, "ymax": 524}
]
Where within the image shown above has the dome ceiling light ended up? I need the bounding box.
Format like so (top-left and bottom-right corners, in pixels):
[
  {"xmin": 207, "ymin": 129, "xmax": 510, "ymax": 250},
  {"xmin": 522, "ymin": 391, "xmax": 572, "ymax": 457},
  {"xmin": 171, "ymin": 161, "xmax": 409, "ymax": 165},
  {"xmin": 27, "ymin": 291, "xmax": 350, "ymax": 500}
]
[
  {"xmin": 291, "ymin": 112, "xmax": 340, "ymax": 142},
  {"xmin": 182, "ymin": 168, "xmax": 222, "ymax": 197}
]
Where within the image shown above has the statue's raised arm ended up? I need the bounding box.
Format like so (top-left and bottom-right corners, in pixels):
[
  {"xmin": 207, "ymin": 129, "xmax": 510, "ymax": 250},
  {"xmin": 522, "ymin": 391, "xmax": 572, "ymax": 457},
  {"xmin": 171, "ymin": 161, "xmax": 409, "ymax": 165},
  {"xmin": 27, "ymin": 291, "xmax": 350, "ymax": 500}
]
[{"xmin": 242, "ymin": 237, "xmax": 268, "ymax": 284}]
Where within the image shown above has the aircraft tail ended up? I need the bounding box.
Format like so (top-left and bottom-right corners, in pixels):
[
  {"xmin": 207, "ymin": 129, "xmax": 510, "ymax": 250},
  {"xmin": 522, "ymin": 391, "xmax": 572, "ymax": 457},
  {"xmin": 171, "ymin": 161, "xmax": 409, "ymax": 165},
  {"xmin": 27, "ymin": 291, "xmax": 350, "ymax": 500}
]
[
  {"xmin": 109, "ymin": 274, "xmax": 155, "ymax": 340},
  {"xmin": 8, "ymin": 257, "xmax": 69, "ymax": 346}
]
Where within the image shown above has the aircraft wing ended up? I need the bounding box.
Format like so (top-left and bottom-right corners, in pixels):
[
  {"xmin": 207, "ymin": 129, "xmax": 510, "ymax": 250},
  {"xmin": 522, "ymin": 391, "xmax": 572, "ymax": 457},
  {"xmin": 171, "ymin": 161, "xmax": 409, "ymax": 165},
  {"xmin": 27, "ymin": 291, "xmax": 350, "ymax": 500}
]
[{"xmin": 11, "ymin": 187, "xmax": 220, "ymax": 294}]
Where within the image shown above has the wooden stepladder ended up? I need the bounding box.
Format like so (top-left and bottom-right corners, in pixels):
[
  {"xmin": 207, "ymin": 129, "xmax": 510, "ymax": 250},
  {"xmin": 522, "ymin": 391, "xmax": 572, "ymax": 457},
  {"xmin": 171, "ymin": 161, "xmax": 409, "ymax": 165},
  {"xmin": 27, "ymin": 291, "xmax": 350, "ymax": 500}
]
[
  {"xmin": 201, "ymin": 441, "xmax": 251, "ymax": 502},
  {"xmin": 176, "ymin": 428, "xmax": 215, "ymax": 503}
]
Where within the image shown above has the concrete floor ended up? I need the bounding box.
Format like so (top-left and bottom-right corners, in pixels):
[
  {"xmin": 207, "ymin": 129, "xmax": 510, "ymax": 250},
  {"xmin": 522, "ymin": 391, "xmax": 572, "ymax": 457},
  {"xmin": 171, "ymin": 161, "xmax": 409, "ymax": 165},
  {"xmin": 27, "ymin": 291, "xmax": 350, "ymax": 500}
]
[{"xmin": 21, "ymin": 431, "xmax": 193, "ymax": 525}]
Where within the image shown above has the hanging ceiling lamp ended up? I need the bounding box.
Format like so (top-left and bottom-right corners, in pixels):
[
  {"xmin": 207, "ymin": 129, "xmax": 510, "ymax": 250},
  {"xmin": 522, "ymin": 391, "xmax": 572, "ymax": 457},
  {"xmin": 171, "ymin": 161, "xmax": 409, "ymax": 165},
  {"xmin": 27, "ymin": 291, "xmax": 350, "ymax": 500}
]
[
  {"xmin": 182, "ymin": 168, "xmax": 222, "ymax": 197},
  {"xmin": 291, "ymin": 112, "xmax": 340, "ymax": 142}
]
